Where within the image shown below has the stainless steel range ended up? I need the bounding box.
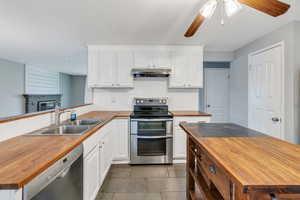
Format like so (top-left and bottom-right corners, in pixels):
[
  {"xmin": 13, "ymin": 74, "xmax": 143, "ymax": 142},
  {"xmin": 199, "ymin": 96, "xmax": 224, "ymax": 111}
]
[{"xmin": 130, "ymin": 98, "xmax": 173, "ymax": 165}]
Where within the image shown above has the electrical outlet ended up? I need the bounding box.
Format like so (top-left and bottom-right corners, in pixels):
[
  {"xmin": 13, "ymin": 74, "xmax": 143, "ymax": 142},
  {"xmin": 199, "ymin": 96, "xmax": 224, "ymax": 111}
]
[{"xmin": 111, "ymin": 96, "xmax": 116, "ymax": 103}]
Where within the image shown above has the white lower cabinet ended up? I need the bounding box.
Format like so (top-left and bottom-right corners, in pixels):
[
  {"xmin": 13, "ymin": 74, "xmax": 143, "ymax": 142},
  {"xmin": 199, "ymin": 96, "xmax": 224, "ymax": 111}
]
[
  {"xmin": 84, "ymin": 146, "xmax": 100, "ymax": 200},
  {"xmin": 173, "ymin": 116, "xmax": 211, "ymax": 159},
  {"xmin": 113, "ymin": 119, "xmax": 129, "ymax": 161},
  {"xmin": 174, "ymin": 130, "xmax": 187, "ymax": 159},
  {"xmin": 83, "ymin": 118, "xmax": 129, "ymax": 200}
]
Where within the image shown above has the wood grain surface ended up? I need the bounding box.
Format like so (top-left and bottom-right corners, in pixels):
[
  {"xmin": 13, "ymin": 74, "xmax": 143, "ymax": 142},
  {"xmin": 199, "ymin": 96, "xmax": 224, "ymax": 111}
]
[
  {"xmin": 181, "ymin": 122, "xmax": 300, "ymax": 193},
  {"xmin": 0, "ymin": 111, "xmax": 131, "ymax": 189},
  {"xmin": 238, "ymin": 0, "xmax": 290, "ymax": 17}
]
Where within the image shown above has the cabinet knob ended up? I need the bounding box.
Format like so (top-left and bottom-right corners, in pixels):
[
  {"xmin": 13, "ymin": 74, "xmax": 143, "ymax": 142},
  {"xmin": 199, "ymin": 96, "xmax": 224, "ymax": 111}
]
[{"xmin": 209, "ymin": 165, "xmax": 217, "ymax": 174}]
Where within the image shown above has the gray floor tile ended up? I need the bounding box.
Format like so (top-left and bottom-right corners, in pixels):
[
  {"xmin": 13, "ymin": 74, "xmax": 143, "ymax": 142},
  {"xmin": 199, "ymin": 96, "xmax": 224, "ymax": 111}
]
[
  {"xmin": 96, "ymin": 193, "xmax": 114, "ymax": 200},
  {"xmin": 111, "ymin": 164, "xmax": 131, "ymax": 169},
  {"xmin": 161, "ymin": 192, "xmax": 187, "ymax": 200},
  {"xmin": 97, "ymin": 164, "xmax": 187, "ymax": 199},
  {"xmin": 108, "ymin": 168, "xmax": 131, "ymax": 178},
  {"xmin": 113, "ymin": 193, "xmax": 162, "ymax": 200},
  {"xmin": 131, "ymin": 166, "xmax": 168, "ymax": 178},
  {"xmin": 102, "ymin": 178, "xmax": 147, "ymax": 193},
  {"xmin": 146, "ymin": 178, "xmax": 186, "ymax": 192},
  {"xmin": 167, "ymin": 167, "xmax": 186, "ymax": 178}
]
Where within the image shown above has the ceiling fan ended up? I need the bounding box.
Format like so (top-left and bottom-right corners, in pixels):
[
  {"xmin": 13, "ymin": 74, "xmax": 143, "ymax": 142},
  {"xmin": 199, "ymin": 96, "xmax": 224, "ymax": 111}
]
[{"xmin": 184, "ymin": 0, "xmax": 291, "ymax": 37}]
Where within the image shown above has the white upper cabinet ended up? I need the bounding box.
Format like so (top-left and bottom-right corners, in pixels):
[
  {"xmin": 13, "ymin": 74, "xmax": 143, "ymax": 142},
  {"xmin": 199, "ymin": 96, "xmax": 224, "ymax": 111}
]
[
  {"xmin": 88, "ymin": 45, "xmax": 203, "ymax": 89},
  {"xmin": 116, "ymin": 51, "xmax": 134, "ymax": 87},
  {"xmin": 169, "ymin": 46, "xmax": 204, "ymax": 88},
  {"xmin": 88, "ymin": 46, "xmax": 134, "ymax": 88},
  {"xmin": 133, "ymin": 47, "xmax": 172, "ymax": 68},
  {"xmin": 134, "ymin": 50, "xmax": 155, "ymax": 68}
]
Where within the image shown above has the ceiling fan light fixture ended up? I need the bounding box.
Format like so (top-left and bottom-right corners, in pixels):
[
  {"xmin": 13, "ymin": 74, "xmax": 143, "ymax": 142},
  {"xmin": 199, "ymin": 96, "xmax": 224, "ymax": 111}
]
[
  {"xmin": 224, "ymin": 0, "xmax": 242, "ymax": 17},
  {"xmin": 199, "ymin": 0, "xmax": 218, "ymax": 18}
]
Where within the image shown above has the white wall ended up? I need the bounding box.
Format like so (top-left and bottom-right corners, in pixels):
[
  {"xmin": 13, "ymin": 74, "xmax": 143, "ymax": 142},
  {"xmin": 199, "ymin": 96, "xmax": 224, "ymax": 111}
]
[
  {"xmin": 25, "ymin": 65, "xmax": 60, "ymax": 94},
  {"xmin": 93, "ymin": 78, "xmax": 199, "ymax": 110},
  {"xmin": 229, "ymin": 57, "xmax": 248, "ymax": 127},
  {"xmin": 0, "ymin": 59, "xmax": 25, "ymax": 118},
  {"xmin": 231, "ymin": 21, "xmax": 297, "ymax": 143},
  {"xmin": 204, "ymin": 51, "xmax": 235, "ymax": 62},
  {"xmin": 294, "ymin": 21, "xmax": 300, "ymax": 144},
  {"xmin": 0, "ymin": 104, "xmax": 96, "ymax": 142}
]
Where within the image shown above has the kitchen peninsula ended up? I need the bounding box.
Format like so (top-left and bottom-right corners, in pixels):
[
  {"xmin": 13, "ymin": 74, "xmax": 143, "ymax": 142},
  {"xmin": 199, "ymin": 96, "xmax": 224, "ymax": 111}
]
[{"xmin": 180, "ymin": 122, "xmax": 300, "ymax": 200}]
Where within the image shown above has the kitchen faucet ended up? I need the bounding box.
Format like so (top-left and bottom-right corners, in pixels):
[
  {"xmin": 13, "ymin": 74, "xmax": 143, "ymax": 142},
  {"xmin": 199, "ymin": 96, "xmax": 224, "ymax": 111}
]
[{"xmin": 54, "ymin": 104, "xmax": 74, "ymax": 126}]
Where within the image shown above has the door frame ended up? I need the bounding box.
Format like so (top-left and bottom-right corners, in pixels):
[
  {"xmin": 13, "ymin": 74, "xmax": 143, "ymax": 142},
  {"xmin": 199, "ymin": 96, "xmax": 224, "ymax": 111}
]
[
  {"xmin": 204, "ymin": 68, "xmax": 230, "ymax": 121},
  {"xmin": 248, "ymin": 41, "xmax": 285, "ymax": 139}
]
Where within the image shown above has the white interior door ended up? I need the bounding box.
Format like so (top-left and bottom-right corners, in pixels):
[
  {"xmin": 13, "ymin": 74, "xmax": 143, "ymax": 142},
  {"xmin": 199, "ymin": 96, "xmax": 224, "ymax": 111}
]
[
  {"xmin": 205, "ymin": 68, "xmax": 229, "ymax": 122},
  {"xmin": 249, "ymin": 43, "xmax": 284, "ymax": 139}
]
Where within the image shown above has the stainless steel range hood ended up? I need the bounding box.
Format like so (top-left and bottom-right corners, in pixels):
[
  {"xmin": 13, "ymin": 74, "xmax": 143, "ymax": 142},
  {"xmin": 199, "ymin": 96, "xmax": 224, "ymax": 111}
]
[{"xmin": 131, "ymin": 68, "xmax": 171, "ymax": 78}]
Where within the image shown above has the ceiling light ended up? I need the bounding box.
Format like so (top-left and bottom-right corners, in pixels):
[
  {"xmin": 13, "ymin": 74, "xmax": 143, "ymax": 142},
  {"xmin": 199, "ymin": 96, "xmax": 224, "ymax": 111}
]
[
  {"xmin": 224, "ymin": 0, "xmax": 242, "ymax": 17},
  {"xmin": 200, "ymin": 0, "xmax": 218, "ymax": 18}
]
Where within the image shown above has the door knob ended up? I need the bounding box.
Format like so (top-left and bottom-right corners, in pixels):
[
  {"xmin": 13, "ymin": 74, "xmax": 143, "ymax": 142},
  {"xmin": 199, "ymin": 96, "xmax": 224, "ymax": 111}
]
[
  {"xmin": 207, "ymin": 105, "xmax": 211, "ymax": 108},
  {"xmin": 272, "ymin": 117, "xmax": 281, "ymax": 122}
]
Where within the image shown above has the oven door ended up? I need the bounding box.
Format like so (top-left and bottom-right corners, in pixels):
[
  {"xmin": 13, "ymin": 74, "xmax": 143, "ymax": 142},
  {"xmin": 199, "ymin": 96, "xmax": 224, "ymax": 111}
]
[
  {"xmin": 130, "ymin": 135, "xmax": 173, "ymax": 164},
  {"xmin": 131, "ymin": 119, "xmax": 173, "ymax": 137}
]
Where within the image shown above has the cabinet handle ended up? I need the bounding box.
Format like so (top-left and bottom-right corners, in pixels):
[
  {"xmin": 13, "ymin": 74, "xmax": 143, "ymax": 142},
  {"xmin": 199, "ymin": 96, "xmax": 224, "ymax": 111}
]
[{"xmin": 209, "ymin": 165, "xmax": 217, "ymax": 174}]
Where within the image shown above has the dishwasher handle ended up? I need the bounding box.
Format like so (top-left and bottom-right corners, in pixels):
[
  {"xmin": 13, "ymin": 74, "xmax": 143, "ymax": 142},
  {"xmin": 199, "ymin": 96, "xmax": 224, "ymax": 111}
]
[{"xmin": 57, "ymin": 167, "xmax": 71, "ymax": 179}]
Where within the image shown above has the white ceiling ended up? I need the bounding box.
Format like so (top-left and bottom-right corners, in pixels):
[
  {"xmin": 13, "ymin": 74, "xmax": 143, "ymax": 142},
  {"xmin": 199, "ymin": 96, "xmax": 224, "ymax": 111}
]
[{"xmin": 0, "ymin": 0, "xmax": 296, "ymax": 74}]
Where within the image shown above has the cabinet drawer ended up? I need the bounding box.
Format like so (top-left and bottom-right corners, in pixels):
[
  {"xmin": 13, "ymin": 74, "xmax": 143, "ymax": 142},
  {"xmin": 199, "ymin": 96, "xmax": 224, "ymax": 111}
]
[{"xmin": 199, "ymin": 154, "xmax": 231, "ymax": 200}]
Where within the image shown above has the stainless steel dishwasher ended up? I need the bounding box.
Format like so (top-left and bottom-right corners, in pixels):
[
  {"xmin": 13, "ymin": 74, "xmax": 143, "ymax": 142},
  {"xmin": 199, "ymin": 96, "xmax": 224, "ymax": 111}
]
[{"xmin": 23, "ymin": 145, "xmax": 83, "ymax": 200}]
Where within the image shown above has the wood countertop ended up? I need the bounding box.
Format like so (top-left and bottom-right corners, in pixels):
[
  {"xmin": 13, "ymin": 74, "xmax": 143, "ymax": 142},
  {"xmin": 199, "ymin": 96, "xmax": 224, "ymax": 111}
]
[
  {"xmin": 0, "ymin": 111, "xmax": 131, "ymax": 190},
  {"xmin": 170, "ymin": 111, "xmax": 212, "ymax": 117},
  {"xmin": 180, "ymin": 122, "xmax": 300, "ymax": 193}
]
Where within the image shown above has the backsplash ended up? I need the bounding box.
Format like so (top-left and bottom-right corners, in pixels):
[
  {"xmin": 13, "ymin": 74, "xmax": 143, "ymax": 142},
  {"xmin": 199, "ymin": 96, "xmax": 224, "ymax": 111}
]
[{"xmin": 92, "ymin": 78, "xmax": 199, "ymax": 110}]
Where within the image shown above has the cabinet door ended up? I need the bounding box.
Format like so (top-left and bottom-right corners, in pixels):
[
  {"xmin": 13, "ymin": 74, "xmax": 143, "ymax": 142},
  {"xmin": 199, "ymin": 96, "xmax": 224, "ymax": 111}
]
[
  {"xmin": 113, "ymin": 119, "xmax": 129, "ymax": 161},
  {"xmin": 87, "ymin": 48, "xmax": 98, "ymax": 87},
  {"xmin": 97, "ymin": 51, "xmax": 117, "ymax": 87},
  {"xmin": 116, "ymin": 51, "xmax": 134, "ymax": 87},
  {"xmin": 153, "ymin": 50, "xmax": 172, "ymax": 68},
  {"xmin": 133, "ymin": 50, "xmax": 154, "ymax": 68},
  {"xmin": 84, "ymin": 146, "xmax": 99, "ymax": 200},
  {"xmin": 174, "ymin": 130, "xmax": 187, "ymax": 159},
  {"xmin": 99, "ymin": 133, "xmax": 111, "ymax": 184},
  {"xmin": 185, "ymin": 54, "xmax": 203, "ymax": 88},
  {"xmin": 169, "ymin": 52, "xmax": 187, "ymax": 88}
]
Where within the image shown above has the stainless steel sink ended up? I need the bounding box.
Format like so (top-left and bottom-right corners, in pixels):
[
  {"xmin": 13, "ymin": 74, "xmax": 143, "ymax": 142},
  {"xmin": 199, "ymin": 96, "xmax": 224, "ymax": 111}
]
[
  {"xmin": 26, "ymin": 118, "xmax": 102, "ymax": 136},
  {"xmin": 70, "ymin": 119, "xmax": 101, "ymax": 126},
  {"xmin": 29, "ymin": 125, "xmax": 89, "ymax": 136}
]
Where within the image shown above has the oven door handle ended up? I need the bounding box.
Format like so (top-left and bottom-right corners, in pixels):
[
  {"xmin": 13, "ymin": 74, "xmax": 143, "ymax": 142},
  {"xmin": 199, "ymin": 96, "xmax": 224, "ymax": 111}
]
[
  {"xmin": 131, "ymin": 119, "xmax": 173, "ymax": 122},
  {"xmin": 136, "ymin": 135, "xmax": 173, "ymax": 139}
]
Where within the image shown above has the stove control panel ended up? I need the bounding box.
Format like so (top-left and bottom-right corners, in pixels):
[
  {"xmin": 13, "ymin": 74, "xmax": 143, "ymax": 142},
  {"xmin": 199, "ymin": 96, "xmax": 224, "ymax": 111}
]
[{"xmin": 134, "ymin": 98, "xmax": 168, "ymax": 105}]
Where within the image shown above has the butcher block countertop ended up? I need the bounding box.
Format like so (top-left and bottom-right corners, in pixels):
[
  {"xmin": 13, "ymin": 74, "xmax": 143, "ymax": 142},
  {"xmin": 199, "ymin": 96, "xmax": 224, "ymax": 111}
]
[
  {"xmin": 170, "ymin": 110, "xmax": 212, "ymax": 117},
  {"xmin": 180, "ymin": 122, "xmax": 300, "ymax": 193},
  {"xmin": 0, "ymin": 111, "xmax": 131, "ymax": 190}
]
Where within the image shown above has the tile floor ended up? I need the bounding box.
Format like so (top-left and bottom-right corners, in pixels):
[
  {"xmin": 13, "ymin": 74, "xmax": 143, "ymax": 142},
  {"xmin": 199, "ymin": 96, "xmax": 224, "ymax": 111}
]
[{"xmin": 96, "ymin": 164, "xmax": 187, "ymax": 200}]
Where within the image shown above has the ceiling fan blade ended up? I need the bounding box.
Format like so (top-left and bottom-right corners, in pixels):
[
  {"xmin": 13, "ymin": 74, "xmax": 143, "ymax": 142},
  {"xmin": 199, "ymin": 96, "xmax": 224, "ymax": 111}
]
[
  {"xmin": 238, "ymin": 0, "xmax": 290, "ymax": 17},
  {"xmin": 184, "ymin": 14, "xmax": 205, "ymax": 37}
]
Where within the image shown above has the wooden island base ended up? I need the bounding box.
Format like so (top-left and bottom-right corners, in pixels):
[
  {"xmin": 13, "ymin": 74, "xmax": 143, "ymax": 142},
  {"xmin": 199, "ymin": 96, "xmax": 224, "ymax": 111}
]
[{"xmin": 181, "ymin": 123, "xmax": 300, "ymax": 200}]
